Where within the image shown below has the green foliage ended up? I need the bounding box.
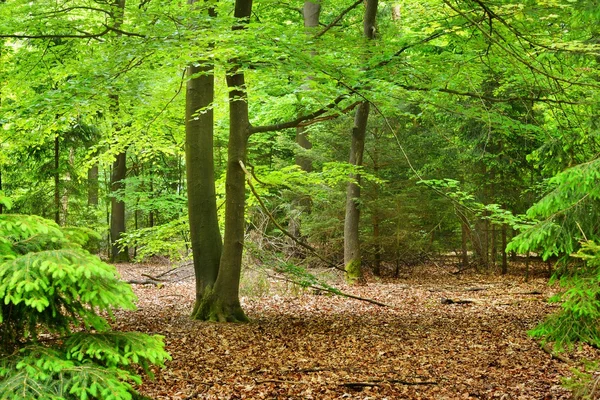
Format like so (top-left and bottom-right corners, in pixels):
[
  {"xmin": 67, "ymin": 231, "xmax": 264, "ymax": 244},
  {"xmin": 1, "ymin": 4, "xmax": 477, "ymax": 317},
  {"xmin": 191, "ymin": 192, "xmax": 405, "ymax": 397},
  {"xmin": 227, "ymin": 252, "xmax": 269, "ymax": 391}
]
[
  {"xmin": 0, "ymin": 214, "xmax": 170, "ymax": 399},
  {"xmin": 562, "ymin": 361, "xmax": 600, "ymax": 400},
  {"xmin": 529, "ymin": 240, "xmax": 600, "ymax": 350},
  {"xmin": 118, "ymin": 217, "xmax": 190, "ymax": 262},
  {"xmin": 509, "ymin": 159, "xmax": 600, "ymax": 261}
]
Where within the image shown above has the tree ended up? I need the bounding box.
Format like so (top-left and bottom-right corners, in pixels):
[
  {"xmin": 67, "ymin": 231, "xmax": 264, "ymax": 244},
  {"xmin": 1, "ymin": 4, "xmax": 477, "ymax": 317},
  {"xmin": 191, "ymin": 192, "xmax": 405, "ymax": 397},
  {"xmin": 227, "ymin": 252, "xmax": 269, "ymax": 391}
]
[
  {"xmin": 109, "ymin": 0, "xmax": 130, "ymax": 263},
  {"xmin": 192, "ymin": 0, "xmax": 253, "ymax": 322},
  {"xmin": 344, "ymin": 0, "xmax": 377, "ymax": 284},
  {"xmin": 186, "ymin": 0, "xmax": 223, "ymax": 319}
]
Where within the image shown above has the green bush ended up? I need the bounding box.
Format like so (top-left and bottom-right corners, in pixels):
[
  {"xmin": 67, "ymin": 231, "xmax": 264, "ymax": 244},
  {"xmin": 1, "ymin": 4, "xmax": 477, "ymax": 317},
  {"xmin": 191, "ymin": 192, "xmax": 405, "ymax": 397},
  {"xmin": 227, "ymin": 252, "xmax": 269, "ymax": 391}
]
[{"xmin": 0, "ymin": 214, "xmax": 170, "ymax": 400}]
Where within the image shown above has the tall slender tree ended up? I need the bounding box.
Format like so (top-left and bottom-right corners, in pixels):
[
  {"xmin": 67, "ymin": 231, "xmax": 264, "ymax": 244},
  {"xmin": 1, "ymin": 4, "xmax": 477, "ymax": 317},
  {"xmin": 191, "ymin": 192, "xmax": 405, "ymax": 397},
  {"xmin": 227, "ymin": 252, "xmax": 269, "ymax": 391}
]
[
  {"xmin": 344, "ymin": 0, "xmax": 377, "ymax": 284},
  {"xmin": 109, "ymin": 0, "xmax": 129, "ymax": 263}
]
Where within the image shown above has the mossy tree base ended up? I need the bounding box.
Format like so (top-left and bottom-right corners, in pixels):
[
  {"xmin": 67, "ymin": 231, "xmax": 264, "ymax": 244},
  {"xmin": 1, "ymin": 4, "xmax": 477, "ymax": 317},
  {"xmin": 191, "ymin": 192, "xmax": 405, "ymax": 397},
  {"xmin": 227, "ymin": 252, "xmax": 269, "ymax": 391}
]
[
  {"xmin": 345, "ymin": 258, "xmax": 363, "ymax": 285},
  {"xmin": 191, "ymin": 287, "xmax": 249, "ymax": 323}
]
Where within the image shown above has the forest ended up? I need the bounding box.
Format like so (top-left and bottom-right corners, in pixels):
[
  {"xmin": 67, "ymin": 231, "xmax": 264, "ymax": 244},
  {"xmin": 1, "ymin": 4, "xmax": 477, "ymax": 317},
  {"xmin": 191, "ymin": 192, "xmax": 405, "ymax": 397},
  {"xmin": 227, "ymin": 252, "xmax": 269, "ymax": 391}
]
[{"xmin": 0, "ymin": 0, "xmax": 599, "ymax": 398}]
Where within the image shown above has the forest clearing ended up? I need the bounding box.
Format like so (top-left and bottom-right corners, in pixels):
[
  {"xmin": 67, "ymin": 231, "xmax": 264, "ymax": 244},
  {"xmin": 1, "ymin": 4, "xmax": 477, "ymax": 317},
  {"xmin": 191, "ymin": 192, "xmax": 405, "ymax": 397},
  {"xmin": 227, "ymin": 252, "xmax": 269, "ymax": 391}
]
[{"xmin": 116, "ymin": 262, "xmax": 592, "ymax": 399}]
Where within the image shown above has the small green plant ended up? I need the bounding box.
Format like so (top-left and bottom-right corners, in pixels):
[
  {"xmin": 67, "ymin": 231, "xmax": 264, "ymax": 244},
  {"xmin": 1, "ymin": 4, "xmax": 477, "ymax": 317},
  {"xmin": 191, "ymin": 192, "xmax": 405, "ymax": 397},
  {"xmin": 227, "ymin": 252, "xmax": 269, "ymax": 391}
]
[
  {"xmin": 0, "ymin": 213, "xmax": 170, "ymax": 400},
  {"xmin": 528, "ymin": 240, "xmax": 600, "ymax": 350}
]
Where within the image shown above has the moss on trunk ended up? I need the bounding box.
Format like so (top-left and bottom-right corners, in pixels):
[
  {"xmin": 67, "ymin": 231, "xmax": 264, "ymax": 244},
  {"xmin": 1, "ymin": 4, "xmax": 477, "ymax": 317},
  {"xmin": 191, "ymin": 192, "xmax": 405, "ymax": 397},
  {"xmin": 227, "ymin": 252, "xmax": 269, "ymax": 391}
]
[
  {"xmin": 190, "ymin": 286, "xmax": 248, "ymax": 322},
  {"xmin": 345, "ymin": 258, "xmax": 362, "ymax": 285}
]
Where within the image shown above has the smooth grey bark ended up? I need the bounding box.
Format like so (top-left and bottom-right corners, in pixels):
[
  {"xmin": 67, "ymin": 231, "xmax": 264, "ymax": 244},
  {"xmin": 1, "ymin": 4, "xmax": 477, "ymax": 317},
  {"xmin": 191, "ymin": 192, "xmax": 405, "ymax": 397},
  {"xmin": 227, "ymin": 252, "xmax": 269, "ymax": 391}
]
[
  {"xmin": 186, "ymin": 0, "xmax": 223, "ymax": 319},
  {"xmin": 344, "ymin": 102, "xmax": 369, "ymax": 283},
  {"xmin": 110, "ymin": 151, "xmax": 128, "ymax": 262},
  {"xmin": 343, "ymin": 0, "xmax": 377, "ymax": 284},
  {"xmin": 193, "ymin": 0, "xmax": 252, "ymax": 322}
]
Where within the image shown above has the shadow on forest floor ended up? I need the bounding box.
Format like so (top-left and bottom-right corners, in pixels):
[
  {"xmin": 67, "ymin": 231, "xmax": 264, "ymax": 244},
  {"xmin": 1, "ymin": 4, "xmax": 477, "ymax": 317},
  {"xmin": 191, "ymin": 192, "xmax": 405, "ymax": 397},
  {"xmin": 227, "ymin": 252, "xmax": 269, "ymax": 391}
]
[{"xmin": 113, "ymin": 262, "xmax": 595, "ymax": 399}]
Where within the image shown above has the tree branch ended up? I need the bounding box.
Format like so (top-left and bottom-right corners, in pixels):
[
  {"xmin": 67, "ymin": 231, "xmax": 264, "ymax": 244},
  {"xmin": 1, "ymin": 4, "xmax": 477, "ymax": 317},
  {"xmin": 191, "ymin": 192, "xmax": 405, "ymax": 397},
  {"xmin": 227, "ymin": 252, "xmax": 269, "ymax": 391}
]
[
  {"xmin": 315, "ymin": 0, "xmax": 363, "ymax": 39},
  {"xmin": 0, "ymin": 28, "xmax": 111, "ymax": 39},
  {"xmin": 248, "ymin": 94, "xmax": 349, "ymax": 135},
  {"xmin": 395, "ymin": 83, "xmax": 585, "ymax": 105}
]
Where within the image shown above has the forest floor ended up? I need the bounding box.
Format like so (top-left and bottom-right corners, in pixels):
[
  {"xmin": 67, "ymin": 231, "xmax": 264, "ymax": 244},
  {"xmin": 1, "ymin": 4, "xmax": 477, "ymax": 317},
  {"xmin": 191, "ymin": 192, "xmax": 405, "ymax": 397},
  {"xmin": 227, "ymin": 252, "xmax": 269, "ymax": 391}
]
[{"xmin": 114, "ymin": 261, "xmax": 597, "ymax": 400}]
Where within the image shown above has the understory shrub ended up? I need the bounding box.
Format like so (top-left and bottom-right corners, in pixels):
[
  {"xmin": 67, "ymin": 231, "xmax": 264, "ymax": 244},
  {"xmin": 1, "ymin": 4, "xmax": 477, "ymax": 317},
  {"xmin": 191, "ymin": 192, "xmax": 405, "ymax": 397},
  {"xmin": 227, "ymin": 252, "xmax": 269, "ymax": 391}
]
[{"xmin": 0, "ymin": 214, "xmax": 170, "ymax": 400}]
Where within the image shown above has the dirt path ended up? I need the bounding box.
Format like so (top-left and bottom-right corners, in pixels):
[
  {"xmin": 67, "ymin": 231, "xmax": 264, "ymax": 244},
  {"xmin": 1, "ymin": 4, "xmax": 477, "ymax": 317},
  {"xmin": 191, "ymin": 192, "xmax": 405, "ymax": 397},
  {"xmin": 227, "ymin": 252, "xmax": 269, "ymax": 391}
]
[{"xmin": 113, "ymin": 264, "xmax": 585, "ymax": 399}]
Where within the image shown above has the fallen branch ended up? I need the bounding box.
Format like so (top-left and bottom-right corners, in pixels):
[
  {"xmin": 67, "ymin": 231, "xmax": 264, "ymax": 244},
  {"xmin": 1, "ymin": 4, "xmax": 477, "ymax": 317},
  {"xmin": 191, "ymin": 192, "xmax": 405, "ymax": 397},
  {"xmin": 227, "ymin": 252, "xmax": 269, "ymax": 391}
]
[
  {"xmin": 440, "ymin": 297, "xmax": 476, "ymax": 305},
  {"xmin": 340, "ymin": 378, "xmax": 438, "ymax": 388},
  {"xmin": 126, "ymin": 279, "xmax": 161, "ymax": 286},
  {"xmin": 141, "ymin": 273, "xmax": 168, "ymax": 282},
  {"xmin": 541, "ymin": 343, "xmax": 571, "ymax": 364},
  {"xmin": 255, "ymin": 379, "xmax": 309, "ymax": 385},
  {"xmin": 464, "ymin": 287, "xmax": 487, "ymax": 292},
  {"xmin": 513, "ymin": 290, "xmax": 543, "ymax": 295},
  {"xmin": 268, "ymin": 273, "xmax": 396, "ymax": 309}
]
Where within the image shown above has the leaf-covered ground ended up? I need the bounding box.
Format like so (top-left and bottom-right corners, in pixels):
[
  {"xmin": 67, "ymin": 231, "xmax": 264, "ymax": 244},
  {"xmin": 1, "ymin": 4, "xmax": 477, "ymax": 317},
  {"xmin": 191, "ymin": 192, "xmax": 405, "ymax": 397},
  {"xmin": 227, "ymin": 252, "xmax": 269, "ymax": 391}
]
[{"xmin": 114, "ymin": 263, "xmax": 595, "ymax": 399}]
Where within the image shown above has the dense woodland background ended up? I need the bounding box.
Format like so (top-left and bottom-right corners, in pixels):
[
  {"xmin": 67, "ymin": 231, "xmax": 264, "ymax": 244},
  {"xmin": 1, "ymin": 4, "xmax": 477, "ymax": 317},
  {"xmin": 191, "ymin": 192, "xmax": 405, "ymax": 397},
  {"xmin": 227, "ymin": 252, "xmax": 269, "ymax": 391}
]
[{"xmin": 0, "ymin": 0, "xmax": 600, "ymax": 398}]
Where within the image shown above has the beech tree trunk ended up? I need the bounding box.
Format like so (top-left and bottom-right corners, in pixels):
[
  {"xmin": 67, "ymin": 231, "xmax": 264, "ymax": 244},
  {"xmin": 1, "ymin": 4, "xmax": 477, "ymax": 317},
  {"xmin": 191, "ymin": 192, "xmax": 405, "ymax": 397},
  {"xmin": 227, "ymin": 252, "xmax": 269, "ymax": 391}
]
[
  {"xmin": 193, "ymin": 0, "xmax": 252, "ymax": 322},
  {"xmin": 344, "ymin": 0, "xmax": 377, "ymax": 284},
  {"xmin": 110, "ymin": 151, "xmax": 129, "ymax": 262},
  {"xmin": 186, "ymin": 0, "xmax": 223, "ymax": 319}
]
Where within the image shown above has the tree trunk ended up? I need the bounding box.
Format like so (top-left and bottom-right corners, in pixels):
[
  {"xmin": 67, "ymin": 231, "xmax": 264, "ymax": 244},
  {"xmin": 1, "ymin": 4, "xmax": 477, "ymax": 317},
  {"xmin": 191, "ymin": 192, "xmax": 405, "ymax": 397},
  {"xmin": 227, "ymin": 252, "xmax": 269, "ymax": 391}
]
[
  {"xmin": 461, "ymin": 220, "xmax": 469, "ymax": 266},
  {"xmin": 193, "ymin": 0, "xmax": 252, "ymax": 322},
  {"xmin": 344, "ymin": 0, "xmax": 377, "ymax": 284},
  {"xmin": 344, "ymin": 102, "xmax": 369, "ymax": 283},
  {"xmin": 54, "ymin": 135, "xmax": 60, "ymax": 225},
  {"xmin": 109, "ymin": 0, "xmax": 128, "ymax": 263},
  {"xmin": 148, "ymin": 168, "xmax": 155, "ymax": 227},
  {"xmin": 372, "ymin": 142, "xmax": 382, "ymax": 276},
  {"xmin": 186, "ymin": 0, "xmax": 223, "ymax": 320},
  {"xmin": 110, "ymin": 151, "xmax": 129, "ymax": 262},
  {"xmin": 87, "ymin": 164, "xmax": 99, "ymax": 206},
  {"xmin": 501, "ymin": 224, "xmax": 508, "ymax": 275}
]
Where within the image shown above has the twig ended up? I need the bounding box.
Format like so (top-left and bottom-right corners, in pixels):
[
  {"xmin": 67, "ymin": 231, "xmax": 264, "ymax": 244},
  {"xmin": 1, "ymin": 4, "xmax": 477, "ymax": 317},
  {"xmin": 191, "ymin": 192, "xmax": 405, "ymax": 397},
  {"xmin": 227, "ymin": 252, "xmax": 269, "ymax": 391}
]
[{"xmin": 126, "ymin": 279, "xmax": 161, "ymax": 286}]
